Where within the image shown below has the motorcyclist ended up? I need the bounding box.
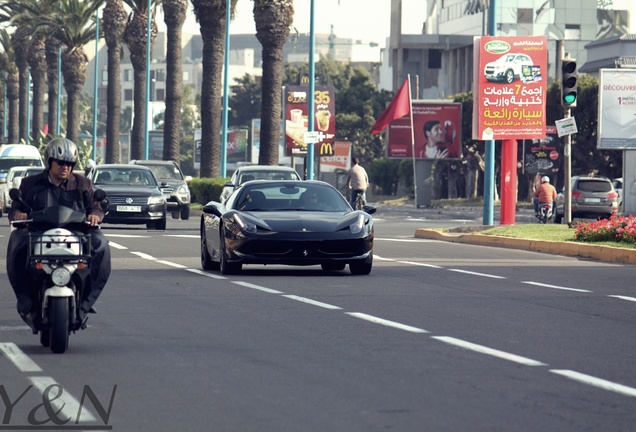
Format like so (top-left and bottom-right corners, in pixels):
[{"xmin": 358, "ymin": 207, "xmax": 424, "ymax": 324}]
[
  {"xmin": 533, "ymin": 175, "xmax": 557, "ymax": 218},
  {"xmin": 7, "ymin": 138, "xmax": 111, "ymax": 329}
]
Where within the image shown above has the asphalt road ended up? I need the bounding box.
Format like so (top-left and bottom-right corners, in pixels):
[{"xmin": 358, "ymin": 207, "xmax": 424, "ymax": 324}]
[{"xmin": 0, "ymin": 211, "xmax": 634, "ymax": 431}]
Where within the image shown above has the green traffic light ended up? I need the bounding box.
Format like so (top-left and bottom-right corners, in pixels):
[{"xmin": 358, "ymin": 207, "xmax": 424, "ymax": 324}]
[{"xmin": 564, "ymin": 94, "xmax": 576, "ymax": 104}]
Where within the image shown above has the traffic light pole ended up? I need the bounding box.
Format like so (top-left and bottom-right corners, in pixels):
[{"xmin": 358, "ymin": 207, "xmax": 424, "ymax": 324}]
[{"xmin": 564, "ymin": 108, "xmax": 572, "ymax": 225}]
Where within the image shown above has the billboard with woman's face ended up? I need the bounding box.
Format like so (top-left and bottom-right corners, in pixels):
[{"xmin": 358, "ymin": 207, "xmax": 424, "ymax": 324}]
[{"xmin": 386, "ymin": 101, "xmax": 462, "ymax": 160}]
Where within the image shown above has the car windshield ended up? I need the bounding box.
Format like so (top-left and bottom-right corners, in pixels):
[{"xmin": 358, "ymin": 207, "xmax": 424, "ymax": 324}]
[
  {"xmin": 94, "ymin": 168, "xmax": 157, "ymax": 186},
  {"xmin": 238, "ymin": 170, "xmax": 300, "ymax": 184},
  {"xmin": 233, "ymin": 183, "xmax": 350, "ymax": 212},
  {"xmin": 145, "ymin": 164, "xmax": 183, "ymax": 181},
  {"xmin": 577, "ymin": 180, "xmax": 611, "ymax": 193}
]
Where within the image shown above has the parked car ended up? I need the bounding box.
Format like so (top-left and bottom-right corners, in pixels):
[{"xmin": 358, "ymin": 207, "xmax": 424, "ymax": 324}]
[
  {"xmin": 612, "ymin": 178, "xmax": 623, "ymax": 206},
  {"xmin": 219, "ymin": 165, "xmax": 302, "ymax": 202},
  {"xmin": 201, "ymin": 180, "xmax": 375, "ymax": 275},
  {"xmin": 130, "ymin": 160, "xmax": 192, "ymax": 220},
  {"xmin": 554, "ymin": 176, "xmax": 618, "ymax": 224},
  {"xmin": 88, "ymin": 164, "xmax": 167, "ymax": 230},
  {"xmin": 2, "ymin": 166, "xmax": 31, "ymax": 213},
  {"xmin": 484, "ymin": 53, "xmax": 534, "ymax": 84},
  {"xmin": 12, "ymin": 166, "xmax": 45, "ymax": 189}
]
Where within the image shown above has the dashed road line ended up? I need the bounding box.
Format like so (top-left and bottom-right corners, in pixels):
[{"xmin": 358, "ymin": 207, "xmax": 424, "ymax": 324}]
[
  {"xmin": 156, "ymin": 260, "xmax": 187, "ymax": 268},
  {"xmin": 186, "ymin": 268, "xmax": 227, "ymax": 279},
  {"xmin": 608, "ymin": 295, "xmax": 636, "ymax": 303},
  {"xmin": 449, "ymin": 269, "xmax": 506, "ymax": 279},
  {"xmin": 432, "ymin": 336, "xmax": 547, "ymax": 366},
  {"xmin": 29, "ymin": 376, "xmax": 97, "ymax": 422},
  {"xmin": 521, "ymin": 281, "xmax": 591, "ymax": 293},
  {"xmin": 108, "ymin": 241, "xmax": 128, "ymax": 250},
  {"xmin": 232, "ymin": 280, "xmax": 283, "ymax": 294},
  {"xmin": 551, "ymin": 369, "xmax": 636, "ymax": 397},
  {"xmin": 399, "ymin": 260, "xmax": 443, "ymax": 268},
  {"xmin": 0, "ymin": 343, "xmax": 42, "ymax": 372},
  {"xmin": 346, "ymin": 312, "xmax": 429, "ymax": 333},
  {"xmin": 282, "ymin": 295, "xmax": 342, "ymax": 310}
]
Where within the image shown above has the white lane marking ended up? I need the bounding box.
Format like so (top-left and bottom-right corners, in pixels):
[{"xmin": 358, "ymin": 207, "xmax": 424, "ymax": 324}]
[
  {"xmin": 281, "ymin": 295, "xmax": 342, "ymax": 310},
  {"xmin": 346, "ymin": 313, "xmax": 429, "ymax": 333},
  {"xmin": 400, "ymin": 260, "xmax": 443, "ymax": 269},
  {"xmin": 186, "ymin": 268, "xmax": 227, "ymax": 279},
  {"xmin": 521, "ymin": 281, "xmax": 591, "ymax": 293},
  {"xmin": 374, "ymin": 255, "xmax": 394, "ymax": 261},
  {"xmin": 432, "ymin": 336, "xmax": 547, "ymax": 366},
  {"xmin": 551, "ymin": 369, "xmax": 636, "ymax": 397},
  {"xmin": 375, "ymin": 238, "xmax": 437, "ymax": 243},
  {"xmin": 608, "ymin": 295, "xmax": 636, "ymax": 303},
  {"xmin": 108, "ymin": 241, "xmax": 128, "ymax": 250},
  {"xmin": 448, "ymin": 269, "xmax": 506, "ymax": 279},
  {"xmin": 164, "ymin": 235, "xmax": 200, "ymax": 238},
  {"xmin": 0, "ymin": 325, "xmax": 31, "ymax": 331},
  {"xmin": 0, "ymin": 343, "xmax": 43, "ymax": 372},
  {"xmin": 105, "ymin": 234, "xmax": 149, "ymax": 238},
  {"xmin": 131, "ymin": 251, "xmax": 155, "ymax": 260},
  {"xmin": 29, "ymin": 376, "xmax": 97, "ymax": 422},
  {"xmin": 156, "ymin": 260, "xmax": 187, "ymax": 269},
  {"xmin": 232, "ymin": 281, "xmax": 283, "ymax": 294}
]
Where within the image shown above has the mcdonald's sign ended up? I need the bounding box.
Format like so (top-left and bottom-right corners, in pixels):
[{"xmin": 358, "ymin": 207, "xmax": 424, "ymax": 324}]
[{"xmin": 319, "ymin": 142, "xmax": 334, "ymax": 156}]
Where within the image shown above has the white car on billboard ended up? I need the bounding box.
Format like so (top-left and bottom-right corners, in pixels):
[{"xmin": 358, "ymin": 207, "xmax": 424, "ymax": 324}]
[{"xmin": 484, "ymin": 53, "xmax": 534, "ymax": 84}]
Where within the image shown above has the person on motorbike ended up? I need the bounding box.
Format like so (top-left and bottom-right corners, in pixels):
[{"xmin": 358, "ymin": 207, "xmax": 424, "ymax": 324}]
[
  {"xmin": 7, "ymin": 138, "xmax": 111, "ymax": 329},
  {"xmin": 533, "ymin": 175, "xmax": 557, "ymax": 218}
]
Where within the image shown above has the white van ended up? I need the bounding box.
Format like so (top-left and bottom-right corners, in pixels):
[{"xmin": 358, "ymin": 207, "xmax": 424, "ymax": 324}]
[{"xmin": 0, "ymin": 144, "xmax": 44, "ymax": 184}]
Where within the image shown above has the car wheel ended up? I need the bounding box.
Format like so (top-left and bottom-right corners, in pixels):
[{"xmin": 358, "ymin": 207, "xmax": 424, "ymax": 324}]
[
  {"xmin": 201, "ymin": 223, "xmax": 219, "ymax": 271},
  {"xmin": 505, "ymin": 69, "xmax": 514, "ymax": 83},
  {"xmin": 321, "ymin": 263, "xmax": 346, "ymax": 271},
  {"xmin": 171, "ymin": 211, "xmax": 180, "ymax": 219},
  {"xmin": 220, "ymin": 227, "xmax": 241, "ymax": 275},
  {"xmin": 154, "ymin": 218, "xmax": 167, "ymax": 230},
  {"xmin": 349, "ymin": 255, "xmax": 373, "ymax": 275},
  {"xmin": 180, "ymin": 206, "xmax": 190, "ymax": 220}
]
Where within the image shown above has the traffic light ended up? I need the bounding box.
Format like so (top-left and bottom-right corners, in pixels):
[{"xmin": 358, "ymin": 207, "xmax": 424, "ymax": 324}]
[{"xmin": 561, "ymin": 58, "xmax": 578, "ymax": 109}]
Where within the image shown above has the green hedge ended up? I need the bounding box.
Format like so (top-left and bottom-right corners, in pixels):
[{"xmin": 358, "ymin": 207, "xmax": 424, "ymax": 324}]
[{"xmin": 189, "ymin": 177, "xmax": 229, "ymax": 204}]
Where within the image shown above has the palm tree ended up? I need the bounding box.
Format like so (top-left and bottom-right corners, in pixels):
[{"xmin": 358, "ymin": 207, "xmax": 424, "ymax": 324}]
[
  {"xmin": 191, "ymin": 0, "xmax": 237, "ymax": 178},
  {"xmin": 45, "ymin": 35, "xmax": 61, "ymax": 137},
  {"xmin": 161, "ymin": 0, "xmax": 187, "ymax": 163},
  {"xmin": 254, "ymin": 0, "xmax": 293, "ymax": 166},
  {"xmin": 123, "ymin": 0, "xmax": 158, "ymax": 161},
  {"xmin": 38, "ymin": 0, "xmax": 102, "ymax": 144},
  {"xmin": 102, "ymin": 0, "xmax": 128, "ymax": 163},
  {"xmin": 0, "ymin": 29, "xmax": 19, "ymax": 143},
  {"xmin": 10, "ymin": 27, "xmax": 30, "ymax": 143}
]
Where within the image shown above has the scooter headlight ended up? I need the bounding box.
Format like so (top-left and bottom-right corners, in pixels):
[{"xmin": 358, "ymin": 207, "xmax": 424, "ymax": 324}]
[{"xmin": 51, "ymin": 267, "xmax": 71, "ymax": 286}]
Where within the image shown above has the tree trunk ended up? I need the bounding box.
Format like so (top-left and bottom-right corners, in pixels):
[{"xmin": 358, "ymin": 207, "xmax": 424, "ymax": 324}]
[
  {"xmin": 61, "ymin": 48, "xmax": 88, "ymax": 144},
  {"xmin": 45, "ymin": 37, "xmax": 60, "ymax": 137},
  {"xmin": 6, "ymin": 72, "xmax": 19, "ymax": 144},
  {"xmin": 258, "ymin": 45, "xmax": 284, "ymax": 165},
  {"xmin": 162, "ymin": 0, "xmax": 187, "ymax": 163},
  {"xmin": 28, "ymin": 35, "xmax": 47, "ymax": 149},
  {"xmin": 131, "ymin": 68, "xmax": 147, "ymax": 160}
]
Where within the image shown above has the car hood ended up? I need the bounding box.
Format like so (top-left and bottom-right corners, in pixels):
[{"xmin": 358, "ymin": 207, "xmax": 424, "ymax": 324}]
[{"xmin": 240, "ymin": 210, "xmax": 367, "ymax": 233}]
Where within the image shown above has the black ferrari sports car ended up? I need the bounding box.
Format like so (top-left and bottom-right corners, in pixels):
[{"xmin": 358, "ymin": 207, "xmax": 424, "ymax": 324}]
[{"xmin": 200, "ymin": 180, "xmax": 375, "ymax": 275}]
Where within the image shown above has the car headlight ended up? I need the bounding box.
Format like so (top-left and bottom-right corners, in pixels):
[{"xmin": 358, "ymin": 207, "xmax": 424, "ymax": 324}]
[
  {"xmin": 176, "ymin": 185, "xmax": 190, "ymax": 201},
  {"xmin": 349, "ymin": 213, "xmax": 365, "ymax": 234},
  {"xmin": 148, "ymin": 196, "xmax": 165, "ymax": 205},
  {"xmin": 233, "ymin": 214, "xmax": 257, "ymax": 233},
  {"xmin": 51, "ymin": 267, "xmax": 71, "ymax": 286}
]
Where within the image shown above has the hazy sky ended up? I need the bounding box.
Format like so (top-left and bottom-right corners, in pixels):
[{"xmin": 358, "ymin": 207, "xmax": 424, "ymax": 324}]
[{"xmin": 161, "ymin": 0, "xmax": 427, "ymax": 48}]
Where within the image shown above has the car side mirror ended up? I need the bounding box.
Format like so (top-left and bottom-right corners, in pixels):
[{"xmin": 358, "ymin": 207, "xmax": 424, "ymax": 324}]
[
  {"xmin": 224, "ymin": 181, "xmax": 234, "ymax": 187},
  {"xmin": 184, "ymin": 175, "xmax": 193, "ymax": 182}
]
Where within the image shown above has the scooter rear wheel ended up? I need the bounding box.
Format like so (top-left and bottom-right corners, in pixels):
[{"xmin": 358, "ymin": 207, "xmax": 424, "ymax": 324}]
[{"xmin": 49, "ymin": 297, "xmax": 70, "ymax": 354}]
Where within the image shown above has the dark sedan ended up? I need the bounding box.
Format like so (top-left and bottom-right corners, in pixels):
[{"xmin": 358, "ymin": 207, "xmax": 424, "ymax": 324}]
[
  {"xmin": 201, "ymin": 180, "xmax": 375, "ymax": 275},
  {"xmin": 89, "ymin": 164, "xmax": 167, "ymax": 230}
]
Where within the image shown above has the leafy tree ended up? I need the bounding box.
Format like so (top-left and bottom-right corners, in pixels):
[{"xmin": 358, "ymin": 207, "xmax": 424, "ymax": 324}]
[{"xmin": 228, "ymin": 74, "xmax": 261, "ymax": 128}]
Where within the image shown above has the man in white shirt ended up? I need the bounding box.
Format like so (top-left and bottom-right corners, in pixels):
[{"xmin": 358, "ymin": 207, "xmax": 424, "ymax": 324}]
[{"xmin": 346, "ymin": 157, "xmax": 369, "ymax": 208}]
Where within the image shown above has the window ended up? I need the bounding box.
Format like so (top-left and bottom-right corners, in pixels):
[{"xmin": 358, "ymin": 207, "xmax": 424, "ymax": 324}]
[
  {"xmin": 182, "ymin": 71, "xmax": 190, "ymax": 82},
  {"xmin": 155, "ymin": 89, "xmax": 165, "ymax": 101},
  {"xmin": 101, "ymin": 70, "xmax": 108, "ymax": 85},
  {"xmin": 517, "ymin": 8, "xmax": 533, "ymax": 24},
  {"xmin": 428, "ymin": 49, "xmax": 442, "ymax": 69},
  {"xmin": 123, "ymin": 69, "xmax": 133, "ymax": 82},
  {"xmin": 124, "ymin": 89, "xmax": 133, "ymax": 101},
  {"xmin": 155, "ymin": 69, "xmax": 165, "ymax": 82},
  {"xmin": 565, "ymin": 24, "xmax": 581, "ymax": 40}
]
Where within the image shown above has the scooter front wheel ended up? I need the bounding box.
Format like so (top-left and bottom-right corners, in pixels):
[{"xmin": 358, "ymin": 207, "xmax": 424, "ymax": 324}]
[{"xmin": 48, "ymin": 297, "xmax": 70, "ymax": 354}]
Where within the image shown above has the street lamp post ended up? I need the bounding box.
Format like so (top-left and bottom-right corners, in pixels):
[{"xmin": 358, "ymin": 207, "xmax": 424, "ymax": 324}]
[
  {"xmin": 306, "ymin": 0, "xmax": 315, "ymax": 180},
  {"xmin": 144, "ymin": 0, "xmax": 151, "ymax": 159},
  {"xmin": 92, "ymin": 8, "xmax": 99, "ymax": 160},
  {"xmin": 221, "ymin": 0, "xmax": 231, "ymax": 177}
]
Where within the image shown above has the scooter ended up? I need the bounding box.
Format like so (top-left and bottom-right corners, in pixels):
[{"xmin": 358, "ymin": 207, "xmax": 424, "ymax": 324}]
[
  {"xmin": 536, "ymin": 202, "xmax": 553, "ymax": 224},
  {"xmin": 9, "ymin": 188, "xmax": 106, "ymax": 353}
]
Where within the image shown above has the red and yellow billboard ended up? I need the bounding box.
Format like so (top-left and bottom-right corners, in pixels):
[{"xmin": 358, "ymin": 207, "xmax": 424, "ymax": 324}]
[
  {"xmin": 473, "ymin": 36, "xmax": 548, "ymax": 140},
  {"xmin": 283, "ymin": 85, "xmax": 336, "ymax": 156}
]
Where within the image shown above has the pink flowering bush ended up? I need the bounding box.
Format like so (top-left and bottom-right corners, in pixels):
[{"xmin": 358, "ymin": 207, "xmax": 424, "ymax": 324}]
[{"xmin": 575, "ymin": 215, "xmax": 636, "ymax": 244}]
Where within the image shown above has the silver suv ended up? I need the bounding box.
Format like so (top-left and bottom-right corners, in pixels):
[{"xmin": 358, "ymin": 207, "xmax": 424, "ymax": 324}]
[
  {"xmin": 130, "ymin": 160, "xmax": 192, "ymax": 220},
  {"xmin": 554, "ymin": 176, "xmax": 618, "ymax": 223}
]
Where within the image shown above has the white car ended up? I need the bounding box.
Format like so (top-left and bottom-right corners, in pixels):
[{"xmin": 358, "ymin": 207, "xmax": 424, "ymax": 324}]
[
  {"xmin": 613, "ymin": 178, "xmax": 623, "ymax": 206},
  {"xmin": 484, "ymin": 53, "xmax": 534, "ymax": 84},
  {"xmin": 2, "ymin": 165, "xmax": 31, "ymax": 213}
]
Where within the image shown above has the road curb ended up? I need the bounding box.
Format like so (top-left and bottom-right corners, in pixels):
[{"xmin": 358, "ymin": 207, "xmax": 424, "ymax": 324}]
[{"xmin": 414, "ymin": 228, "xmax": 636, "ymax": 265}]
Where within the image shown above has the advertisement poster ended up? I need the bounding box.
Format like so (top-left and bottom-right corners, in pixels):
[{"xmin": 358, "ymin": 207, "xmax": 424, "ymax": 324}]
[
  {"xmin": 598, "ymin": 69, "xmax": 636, "ymax": 149},
  {"xmin": 523, "ymin": 125, "xmax": 560, "ymax": 175},
  {"xmin": 386, "ymin": 101, "xmax": 462, "ymax": 159},
  {"xmin": 283, "ymin": 85, "xmax": 336, "ymax": 156},
  {"xmin": 320, "ymin": 141, "xmax": 352, "ymax": 173},
  {"xmin": 473, "ymin": 35, "xmax": 548, "ymax": 140},
  {"xmin": 225, "ymin": 129, "xmax": 248, "ymax": 165},
  {"xmin": 250, "ymin": 119, "xmax": 291, "ymax": 166}
]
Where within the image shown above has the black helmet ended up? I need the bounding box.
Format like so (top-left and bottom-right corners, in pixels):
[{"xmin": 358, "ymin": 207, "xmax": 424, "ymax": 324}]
[{"xmin": 45, "ymin": 138, "xmax": 79, "ymax": 166}]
